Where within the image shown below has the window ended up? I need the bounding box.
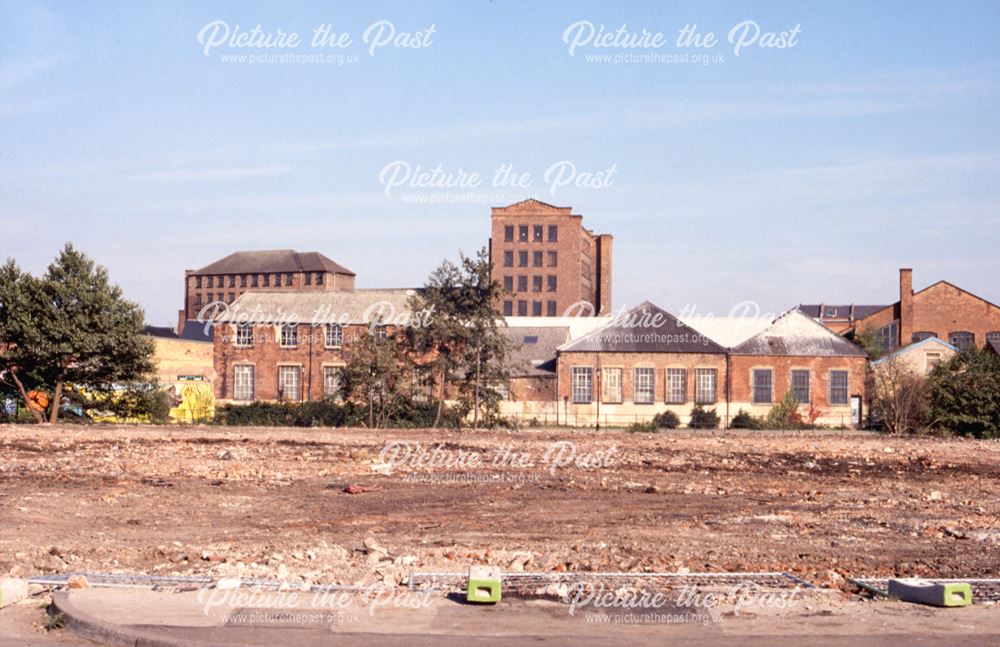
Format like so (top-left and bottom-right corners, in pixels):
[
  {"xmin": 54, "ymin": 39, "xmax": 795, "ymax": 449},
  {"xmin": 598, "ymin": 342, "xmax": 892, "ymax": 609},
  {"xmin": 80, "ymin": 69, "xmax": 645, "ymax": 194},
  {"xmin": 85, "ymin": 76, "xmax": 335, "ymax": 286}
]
[
  {"xmin": 284, "ymin": 273, "xmax": 293, "ymax": 286},
  {"xmin": 373, "ymin": 326, "xmax": 388, "ymax": 340},
  {"xmin": 278, "ymin": 366, "xmax": 301, "ymax": 401},
  {"xmin": 634, "ymin": 368, "xmax": 655, "ymax": 404},
  {"xmin": 532, "ymin": 276, "xmax": 542, "ymax": 292},
  {"xmin": 503, "ymin": 251, "xmax": 513, "ymax": 267},
  {"xmin": 323, "ymin": 366, "xmax": 341, "ymax": 399},
  {"xmin": 547, "ymin": 251, "xmax": 557, "ymax": 267},
  {"xmin": 316, "ymin": 272, "xmax": 324, "ymax": 285},
  {"xmin": 517, "ymin": 300, "xmax": 527, "ymax": 316},
  {"xmin": 548, "ymin": 225, "xmax": 558, "ymax": 242},
  {"xmin": 325, "ymin": 323, "xmax": 343, "ymax": 348},
  {"xmin": 532, "ymin": 300, "xmax": 542, "ymax": 316},
  {"xmin": 503, "ymin": 276, "xmax": 513, "ymax": 291},
  {"xmin": 986, "ymin": 332, "xmax": 1000, "ymax": 344},
  {"xmin": 503, "ymin": 301, "xmax": 513, "ymax": 316},
  {"xmin": 227, "ymin": 292, "xmax": 235, "ymax": 303},
  {"xmin": 752, "ymin": 369, "xmax": 772, "ymax": 404},
  {"xmin": 571, "ymin": 367, "xmax": 593, "ymax": 404},
  {"xmin": 829, "ymin": 370, "xmax": 849, "ymax": 404},
  {"xmin": 216, "ymin": 292, "xmax": 223, "ymax": 303},
  {"xmin": 665, "ymin": 368, "xmax": 686, "ymax": 404},
  {"xmin": 518, "ymin": 251, "xmax": 528, "ymax": 267},
  {"xmin": 546, "ymin": 301, "xmax": 557, "ymax": 317},
  {"xmin": 504, "ymin": 225, "xmax": 514, "ymax": 242},
  {"xmin": 228, "ymin": 275, "xmax": 235, "ymax": 288},
  {"xmin": 533, "ymin": 225, "xmax": 543, "ymax": 242},
  {"xmin": 235, "ymin": 323, "xmax": 253, "ymax": 347},
  {"xmin": 412, "ymin": 370, "xmax": 433, "ymax": 402},
  {"xmin": 547, "ymin": 275, "xmax": 557, "ymax": 292},
  {"xmin": 240, "ymin": 275, "xmax": 248, "ymax": 288},
  {"xmin": 924, "ymin": 352, "xmax": 942, "ymax": 374},
  {"xmin": 194, "ymin": 294, "xmax": 202, "ymax": 307},
  {"xmin": 251, "ymin": 274, "xmax": 259, "ymax": 288},
  {"xmin": 912, "ymin": 331, "xmax": 936, "ymax": 343},
  {"xmin": 304, "ymin": 273, "xmax": 311, "ymax": 286},
  {"xmin": 695, "ymin": 368, "xmax": 717, "ymax": 404},
  {"xmin": 280, "ymin": 324, "xmax": 298, "ymax": 348},
  {"xmin": 517, "ymin": 276, "xmax": 528, "ymax": 292},
  {"xmin": 195, "ymin": 276, "xmax": 202, "ymax": 288},
  {"xmin": 824, "ymin": 307, "xmax": 838, "ymax": 318},
  {"xmin": 518, "ymin": 225, "xmax": 529, "ymax": 242},
  {"xmin": 533, "ymin": 251, "xmax": 543, "ymax": 267},
  {"xmin": 791, "ymin": 369, "xmax": 810, "ymax": 403},
  {"xmin": 206, "ymin": 276, "xmax": 214, "ymax": 288},
  {"xmin": 879, "ymin": 320, "xmax": 899, "ymax": 352},
  {"xmin": 233, "ymin": 365, "xmax": 254, "ymax": 401},
  {"xmin": 262, "ymin": 274, "xmax": 270, "ymax": 287},
  {"xmin": 602, "ymin": 368, "xmax": 623, "ymax": 403},
  {"xmin": 949, "ymin": 331, "xmax": 974, "ymax": 350}
]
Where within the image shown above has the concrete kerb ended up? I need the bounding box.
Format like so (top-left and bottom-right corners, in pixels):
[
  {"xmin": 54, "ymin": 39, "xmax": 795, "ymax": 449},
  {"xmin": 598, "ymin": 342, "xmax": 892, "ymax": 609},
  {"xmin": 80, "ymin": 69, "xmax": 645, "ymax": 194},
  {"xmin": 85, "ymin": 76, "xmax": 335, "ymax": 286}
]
[{"xmin": 51, "ymin": 591, "xmax": 200, "ymax": 647}]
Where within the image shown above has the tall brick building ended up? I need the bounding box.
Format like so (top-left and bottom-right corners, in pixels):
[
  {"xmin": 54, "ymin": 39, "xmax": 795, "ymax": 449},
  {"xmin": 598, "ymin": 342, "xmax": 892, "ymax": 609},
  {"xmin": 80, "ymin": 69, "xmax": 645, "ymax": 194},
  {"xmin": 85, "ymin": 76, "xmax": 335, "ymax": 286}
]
[
  {"xmin": 801, "ymin": 268, "xmax": 1000, "ymax": 352},
  {"xmin": 488, "ymin": 199, "xmax": 612, "ymax": 317},
  {"xmin": 181, "ymin": 249, "xmax": 355, "ymax": 332}
]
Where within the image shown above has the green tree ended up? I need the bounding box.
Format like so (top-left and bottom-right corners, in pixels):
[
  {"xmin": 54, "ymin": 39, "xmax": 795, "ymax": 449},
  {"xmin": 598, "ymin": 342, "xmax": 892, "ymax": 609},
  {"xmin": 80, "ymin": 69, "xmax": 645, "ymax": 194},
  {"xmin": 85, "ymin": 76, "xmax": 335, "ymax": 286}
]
[
  {"xmin": 927, "ymin": 348, "xmax": 1000, "ymax": 438},
  {"xmin": 0, "ymin": 244, "xmax": 155, "ymax": 424},
  {"xmin": 853, "ymin": 326, "xmax": 883, "ymax": 360},
  {"xmin": 339, "ymin": 332, "xmax": 413, "ymax": 428},
  {"xmin": 406, "ymin": 248, "xmax": 510, "ymax": 428}
]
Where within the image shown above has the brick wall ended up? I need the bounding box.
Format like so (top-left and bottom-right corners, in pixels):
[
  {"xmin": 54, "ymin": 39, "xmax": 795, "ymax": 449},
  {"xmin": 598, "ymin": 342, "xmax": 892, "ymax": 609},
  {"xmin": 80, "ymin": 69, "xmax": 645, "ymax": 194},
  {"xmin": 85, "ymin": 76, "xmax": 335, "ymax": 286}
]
[{"xmin": 185, "ymin": 271, "xmax": 355, "ymax": 321}]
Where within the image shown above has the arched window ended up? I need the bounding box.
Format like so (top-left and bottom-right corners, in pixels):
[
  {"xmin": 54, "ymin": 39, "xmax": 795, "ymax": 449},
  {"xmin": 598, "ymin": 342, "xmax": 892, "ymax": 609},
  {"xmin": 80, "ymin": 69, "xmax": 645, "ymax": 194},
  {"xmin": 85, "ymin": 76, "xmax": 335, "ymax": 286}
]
[
  {"xmin": 911, "ymin": 331, "xmax": 936, "ymax": 343},
  {"xmin": 948, "ymin": 331, "xmax": 974, "ymax": 350},
  {"xmin": 986, "ymin": 331, "xmax": 1000, "ymax": 344}
]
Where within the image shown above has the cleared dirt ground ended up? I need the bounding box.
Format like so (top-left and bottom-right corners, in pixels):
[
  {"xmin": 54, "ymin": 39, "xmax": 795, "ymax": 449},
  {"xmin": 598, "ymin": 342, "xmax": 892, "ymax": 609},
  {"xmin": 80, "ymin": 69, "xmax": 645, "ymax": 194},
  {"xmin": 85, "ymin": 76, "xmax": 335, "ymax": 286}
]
[{"xmin": 0, "ymin": 425, "xmax": 997, "ymax": 590}]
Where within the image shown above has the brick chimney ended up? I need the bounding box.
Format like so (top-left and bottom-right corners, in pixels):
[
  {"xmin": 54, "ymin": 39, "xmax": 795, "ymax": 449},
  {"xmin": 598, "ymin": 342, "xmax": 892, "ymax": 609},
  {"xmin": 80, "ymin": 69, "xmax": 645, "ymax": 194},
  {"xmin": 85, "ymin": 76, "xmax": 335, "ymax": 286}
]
[{"xmin": 899, "ymin": 268, "xmax": 913, "ymax": 347}]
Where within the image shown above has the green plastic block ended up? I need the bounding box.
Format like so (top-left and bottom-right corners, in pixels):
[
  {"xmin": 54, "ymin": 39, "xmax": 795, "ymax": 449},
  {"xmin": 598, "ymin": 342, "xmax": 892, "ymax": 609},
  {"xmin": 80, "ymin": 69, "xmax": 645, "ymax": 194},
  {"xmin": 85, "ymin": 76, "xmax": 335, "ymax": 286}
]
[
  {"xmin": 467, "ymin": 566, "xmax": 501, "ymax": 604},
  {"xmin": 888, "ymin": 579, "xmax": 972, "ymax": 607}
]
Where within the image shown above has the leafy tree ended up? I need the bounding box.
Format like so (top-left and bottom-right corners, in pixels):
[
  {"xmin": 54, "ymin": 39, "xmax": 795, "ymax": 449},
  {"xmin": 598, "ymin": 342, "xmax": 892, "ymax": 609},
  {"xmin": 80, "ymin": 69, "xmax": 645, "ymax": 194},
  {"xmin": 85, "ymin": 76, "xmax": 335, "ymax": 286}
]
[
  {"xmin": 764, "ymin": 390, "xmax": 805, "ymax": 430},
  {"xmin": 0, "ymin": 244, "xmax": 154, "ymax": 424},
  {"xmin": 927, "ymin": 348, "xmax": 1000, "ymax": 438},
  {"xmin": 853, "ymin": 326, "xmax": 884, "ymax": 360},
  {"xmin": 339, "ymin": 332, "xmax": 413, "ymax": 428},
  {"xmin": 406, "ymin": 248, "xmax": 510, "ymax": 428}
]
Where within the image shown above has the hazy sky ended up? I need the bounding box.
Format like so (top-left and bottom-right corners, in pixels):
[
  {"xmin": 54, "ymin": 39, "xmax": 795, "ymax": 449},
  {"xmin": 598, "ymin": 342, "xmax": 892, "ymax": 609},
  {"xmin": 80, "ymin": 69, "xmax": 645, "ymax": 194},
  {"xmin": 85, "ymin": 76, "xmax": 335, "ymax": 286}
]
[{"xmin": 2, "ymin": 0, "xmax": 998, "ymax": 325}]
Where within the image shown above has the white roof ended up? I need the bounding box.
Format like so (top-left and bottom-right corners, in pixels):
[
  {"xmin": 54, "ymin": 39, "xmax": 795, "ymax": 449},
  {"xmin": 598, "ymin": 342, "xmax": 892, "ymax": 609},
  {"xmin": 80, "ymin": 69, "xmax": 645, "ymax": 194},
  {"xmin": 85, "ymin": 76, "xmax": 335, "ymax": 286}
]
[
  {"xmin": 503, "ymin": 316, "xmax": 613, "ymax": 342},
  {"xmin": 679, "ymin": 316, "xmax": 773, "ymax": 348}
]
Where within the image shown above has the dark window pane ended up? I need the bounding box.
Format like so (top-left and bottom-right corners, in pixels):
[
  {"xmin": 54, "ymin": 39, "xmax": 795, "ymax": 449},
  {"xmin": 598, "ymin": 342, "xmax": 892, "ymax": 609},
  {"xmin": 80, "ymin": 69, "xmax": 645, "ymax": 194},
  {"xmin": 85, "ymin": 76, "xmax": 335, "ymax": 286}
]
[{"xmin": 504, "ymin": 225, "xmax": 514, "ymax": 242}]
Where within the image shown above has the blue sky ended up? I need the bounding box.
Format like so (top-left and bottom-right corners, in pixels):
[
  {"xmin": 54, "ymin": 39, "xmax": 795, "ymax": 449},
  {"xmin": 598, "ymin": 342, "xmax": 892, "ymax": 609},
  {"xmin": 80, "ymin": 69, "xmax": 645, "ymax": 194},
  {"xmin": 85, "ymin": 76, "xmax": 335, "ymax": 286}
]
[{"xmin": 1, "ymin": 0, "xmax": 998, "ymax": 325}]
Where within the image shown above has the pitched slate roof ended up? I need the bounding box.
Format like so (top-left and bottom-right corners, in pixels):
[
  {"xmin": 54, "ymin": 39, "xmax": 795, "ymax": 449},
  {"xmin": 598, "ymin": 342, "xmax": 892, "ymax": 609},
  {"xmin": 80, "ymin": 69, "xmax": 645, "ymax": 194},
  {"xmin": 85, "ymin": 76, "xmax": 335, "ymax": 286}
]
[
  {"xmin": 732, "ymin": 309, "xmax": 868, "ymax": 357},
  {"xmin": 194, "ymin": 249, "xmax": 355, "ymax": 276},
  {"xmin": 679, "ymin": 316, "xmax": 772, "ymax": 348},
  {"xmin": 214, "ymin": 289, "xmax": 417, "ymax": 325},
  {"xmin": 558, "ymin": 302, "xmax": 727, "ymax": 354},
  {"xmin": 797, "ymin": 304, "xmax": 888, "ymax": 319},
  {"xmin": 500, "ymin": 326, "xmax": 569, "ymax": 377}
]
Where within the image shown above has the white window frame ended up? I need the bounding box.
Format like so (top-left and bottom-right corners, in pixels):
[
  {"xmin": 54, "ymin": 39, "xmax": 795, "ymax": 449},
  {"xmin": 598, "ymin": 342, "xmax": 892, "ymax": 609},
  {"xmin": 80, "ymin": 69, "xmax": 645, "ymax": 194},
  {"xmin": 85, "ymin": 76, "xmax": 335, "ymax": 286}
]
[
  {"xmin": 633, "ymin": 367, "xmax": 655, "ymax": 404},
  {"xmin": 829, "ymin": 370, "xmax": 849, "ymax": 405},
  {"xmin": 234, "ymin": 323, "xmax": 253, "ymax": 348},
  {"xmin": 665, "ymin": 368, "xmax": 686, "ymax": 404},
  {"xmin": 571, "ymin": 367, "xmax": 593, "ymax": 404},
  {"xmin": 790, "ymin": 369, "xmax": 810, "ymax": 403},
  {"xmin": 233, "ymin": 365, "xmax": 254, "ymax": 401},
  {"xmin": 752, "ymin": 369, "xmax": 773, "ymax": 404},
  {"xmin": 323, "ymin": 365, "xmax": 342, "ymax": 399},
  {"xmin": 280, "ymin": 324, "xmax": 298, "ymax": 348},
  {"xmin": 601, "ymin": 367, "xmax": 623, "ymax": 404},
  {"xmin": 325, "ymin": 323, "xmax": 344, "ymax": 349},
  {"xmin": 278, "ymin": 365, "xmax": 301, "ymax": 401},
  {"xmin": 695, "ymin": 368, "xmax": 717, "ymax": 404}
]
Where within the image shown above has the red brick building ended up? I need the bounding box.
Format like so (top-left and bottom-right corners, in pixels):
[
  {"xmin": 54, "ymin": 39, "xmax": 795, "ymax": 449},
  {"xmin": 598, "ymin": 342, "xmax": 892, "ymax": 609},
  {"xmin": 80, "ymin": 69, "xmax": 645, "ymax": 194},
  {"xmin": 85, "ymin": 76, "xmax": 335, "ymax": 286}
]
[
  {"xmin": 212, "ymin": 289, "xmax": 419, "ymax": 403},
  {"xmin": 802, "ymin": 268, "xmax": 1000, "ymax": 352},
  {"xmin": 489, "ymin": 199, "xmax": 612, "ymax": 318},
  {"xmin": 182, "ymin": 249, "xmax": 355, "ymax": 332}
]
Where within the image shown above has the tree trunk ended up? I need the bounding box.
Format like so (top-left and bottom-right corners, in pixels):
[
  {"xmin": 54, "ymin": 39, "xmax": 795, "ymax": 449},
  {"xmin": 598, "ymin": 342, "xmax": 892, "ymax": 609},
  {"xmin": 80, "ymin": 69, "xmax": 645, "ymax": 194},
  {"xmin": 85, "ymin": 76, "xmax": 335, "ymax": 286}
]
[
  {"xmin": 49, "ymin": 381, "xmax": 63, "ymax": 424},
  {"xmin": 432, "ymin": 364, "xmax": 444, "ymax": 428},
  {"xmin": 473, "ymin": 346, "xmax": 481, "ymax": 429},
  {"xmin": 8, "ymin": 369, "xmax": 44, "ymax": 424}
]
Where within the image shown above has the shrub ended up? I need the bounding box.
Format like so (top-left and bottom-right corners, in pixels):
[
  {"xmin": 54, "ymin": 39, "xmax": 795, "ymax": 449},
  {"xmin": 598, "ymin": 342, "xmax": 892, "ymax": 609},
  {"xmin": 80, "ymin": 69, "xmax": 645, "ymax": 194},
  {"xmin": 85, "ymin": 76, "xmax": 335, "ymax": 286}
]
[
  {"xmin": 730, "ymin": 408, "xmax": 762, "ymax": 430},
  {"xmin": 867, "ymin": 357, "xmax": 931, "ymax": 434},
  {"xmin": 626, "ymin": 420, "xmax": 658, "ymax": 433},
  {"xmin": 214, "ymin": 398, "xmax": 464, "ymax": 429},
  {"xmin": 688, "ymin": 405, "xmax": 719, "ymax": 429},
  {"xmin": 651, "ymin": 410, "xmax": 680, "ymax": 429},
  {"xmin": 764, "ymin": 391, "xmax": 806, "ymax": 430},
  {"xmin": 927, "ymin": 348, "xmax": 1000, "ymax": 438}
]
